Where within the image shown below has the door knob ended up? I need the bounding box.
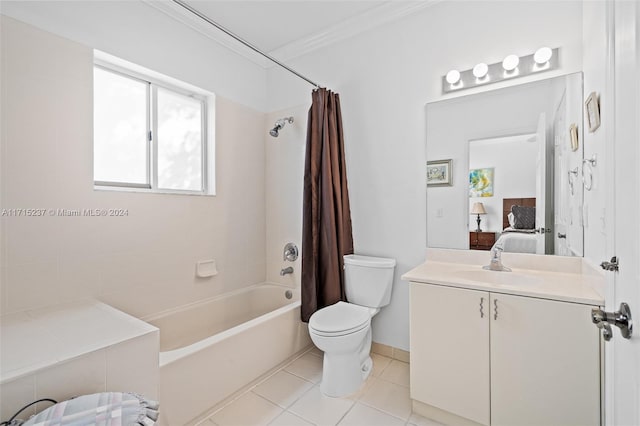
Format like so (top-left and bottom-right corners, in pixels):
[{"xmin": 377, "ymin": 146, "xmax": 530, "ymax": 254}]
[
  {"xmin": 591, "ymin": 303, "xmax": 633, "ymax": 340},
  {"xmin": 557, "ymin": 233, "xmax": 567, "ymax": 239},
  {"xmin": 594, "ymin": 320, "xmax": 613, "ymax": 341}
]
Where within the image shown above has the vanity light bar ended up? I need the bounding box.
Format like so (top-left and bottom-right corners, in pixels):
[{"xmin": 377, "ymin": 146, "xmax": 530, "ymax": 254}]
[{"xmin": 442, "ymin": 47, "xmax": 559, "ymax": 94}]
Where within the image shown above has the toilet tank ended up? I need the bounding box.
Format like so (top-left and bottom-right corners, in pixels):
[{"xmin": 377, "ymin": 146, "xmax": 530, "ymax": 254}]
[{"xmin": 343, "ymin": 254, "xmax": 396, "ymax": 308}]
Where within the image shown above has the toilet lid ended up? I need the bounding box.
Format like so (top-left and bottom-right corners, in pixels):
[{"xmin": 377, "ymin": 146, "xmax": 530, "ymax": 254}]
[{"xmin": 309, "ymin": 301, "xmax": 370, "ymax": 335}]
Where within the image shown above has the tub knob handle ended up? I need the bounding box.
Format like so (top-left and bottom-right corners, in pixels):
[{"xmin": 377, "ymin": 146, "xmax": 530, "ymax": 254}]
[{"xmin": 283, "ymin": 243, "xmax": 299, "ymax": 261}]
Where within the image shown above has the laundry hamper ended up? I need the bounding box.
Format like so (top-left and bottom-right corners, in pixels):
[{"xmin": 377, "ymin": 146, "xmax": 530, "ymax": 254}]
[{"xmin": 19, "ymin": 392, "xmax": 159, "ymax": 426}]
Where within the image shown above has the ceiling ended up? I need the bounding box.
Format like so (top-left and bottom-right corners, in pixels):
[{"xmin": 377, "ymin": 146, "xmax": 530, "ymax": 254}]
[
  {"xmin": 148, "ymin": 1, "xmax": 437, "ymax": 65},
  {"xmin": 184, "ymin": 1, "xmax": 386, "ymax": 52}
]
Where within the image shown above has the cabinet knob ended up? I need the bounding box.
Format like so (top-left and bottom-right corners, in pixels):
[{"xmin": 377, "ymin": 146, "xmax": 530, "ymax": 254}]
[
  {"xmin": 494, "ymin": 299, "xmax": 498, "ymax": 320},
  {"xmin": 480, "ymin": 297, "xmax": 485, "ymax": 318}
]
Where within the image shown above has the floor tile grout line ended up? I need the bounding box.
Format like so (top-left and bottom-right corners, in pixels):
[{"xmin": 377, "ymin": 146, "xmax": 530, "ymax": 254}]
[
  {"xmin": 210, "ymin": 349, "xmax": 323, "ymax": 425},
  {"xmin": 280, "ymin": 409, "xmax": 317, "ymax": 426},
  {"xmin": 375, "ymin": 375, "xmax": 410, "ymax": 388},
  {"xmin": 281, "ymin": 368, "xmax": 321, "ymax": 384},
  {"xmin": 250, "ymin": 383, "xmax": 308, "ymax": 413},
  {"xmin": 253, "ymin": 371, "xmax": 325, "ymax": 422},
  {"xmin": 282, "ymin": 354, "xmax": 323, "ymax": 383},
  {"xmin": 205, "ymin": 347, "xmax": 316, "ymax": 422},
  {"xmin": 333, "ymin": 398, "xmax": 358, "ymax": 426},
  {"xmin": 248, "ymin": 389, "xmax": 287, "ymax": 413},
  {"xmin": 372, "ymin": 362, "xmax": 410, "ymax": 389},
  {"xmin": 355, "ymin": 399, "xmax": 411, "ymax": 423},
  {"xmin": 283, "ymin": 383, "xmax": 328, "ymax": 424},
  {"xmin": 357, "ymin": 397, "xmax": 412, "ymax": 423},
  {"xmin": 372, "ymin": 355, "xmax": 394, "ymax": 376},
  {"xmin": 205, "ymin": 349, "xmax": 411, "ymax": 426},
  {"xmin": 208, "ymin": 390, "xmax": 284, "ymax": 426}
]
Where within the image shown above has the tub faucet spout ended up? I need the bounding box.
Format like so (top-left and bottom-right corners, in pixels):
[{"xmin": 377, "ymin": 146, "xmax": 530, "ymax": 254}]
[{"xmin": 280, "ymin": 266, "xmax": 294, "ymax": 276}]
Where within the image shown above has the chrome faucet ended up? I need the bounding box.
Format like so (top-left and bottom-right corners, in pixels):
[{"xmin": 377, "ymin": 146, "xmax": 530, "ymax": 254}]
[
  {"xmin": 280, "ymin": 266, "xmax": 294, "ymax": 276},
  {"xmin": 483, "ymin": 245, "xmax": 511, "ymax": 272},
  {"xmin": 283, "ymin": 243, "xmax": 299, "ymax": 262}
]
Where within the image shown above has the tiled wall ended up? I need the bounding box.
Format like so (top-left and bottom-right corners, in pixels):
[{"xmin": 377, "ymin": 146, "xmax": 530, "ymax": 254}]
[
  {"xmin": 0, "ymin": 16, "xmax": 267, "ymax": 318},
  {"xmin": 0, "ymin": 300, "xmax": 159, "ymax": 421},
  {"xmin": 264, "ymin": 105, "xmax": 308, "ymax": 288},
  {"xmin": 0, "ymin": 333, "xmax": 159, "ymax": 421}
]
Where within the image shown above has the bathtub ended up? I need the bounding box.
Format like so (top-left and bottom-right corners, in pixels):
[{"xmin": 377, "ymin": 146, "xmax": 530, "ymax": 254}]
[{"xmin": 146, "ymin": 283, "xmax": 311, "ymax": 425}]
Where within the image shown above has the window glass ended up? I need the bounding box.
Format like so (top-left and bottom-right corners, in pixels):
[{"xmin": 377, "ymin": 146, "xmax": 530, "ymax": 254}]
[
  {"xmin": 157, "ymin": 88, "xmax": 203, "ymax": 191},
  {"xmin": 93, "ymin": 67, "xmax": 148, "ymax": 185}
]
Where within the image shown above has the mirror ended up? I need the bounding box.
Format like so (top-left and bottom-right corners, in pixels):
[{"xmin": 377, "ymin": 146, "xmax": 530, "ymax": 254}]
[{"xmin": 426, "ymin": 73, "xmax": 584, "ymax": 256}]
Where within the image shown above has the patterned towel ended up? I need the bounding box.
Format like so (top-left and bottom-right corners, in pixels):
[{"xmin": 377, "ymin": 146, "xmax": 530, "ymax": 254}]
[{"xmin": 20, "ymin": 392, "xmax": 159, "ymax": 426}]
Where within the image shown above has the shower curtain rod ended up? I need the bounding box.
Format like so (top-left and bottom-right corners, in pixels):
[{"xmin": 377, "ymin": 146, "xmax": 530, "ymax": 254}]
[{"xmin": 172, "ymin": 0, "xmax": 323, "ymax": 89}]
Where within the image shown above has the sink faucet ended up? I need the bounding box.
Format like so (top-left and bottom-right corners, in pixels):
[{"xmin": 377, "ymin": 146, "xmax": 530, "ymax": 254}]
[
  {"xmin": 483, "ymin": 245, "xmax": 511, "ymax": 272},
  {"xmin": 280, "ymin": 266, "xmax": 294, "ymax": 276}
]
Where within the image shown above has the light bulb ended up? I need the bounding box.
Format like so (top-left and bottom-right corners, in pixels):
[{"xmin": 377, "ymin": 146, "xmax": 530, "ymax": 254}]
[
  {"xmin": 502, "ymin": 54, "xmax": 519, "ymax": 71},
  {"xmin": 473, "ymin": 63, "xmax": 488, "ymax": 78},
  {"xmin": 534, "ymin": 47, "xmax": 553, "ymax": 64},
  {"xmin": 446, "ymin": 70, "xmax": 461, "ymax": 84}
]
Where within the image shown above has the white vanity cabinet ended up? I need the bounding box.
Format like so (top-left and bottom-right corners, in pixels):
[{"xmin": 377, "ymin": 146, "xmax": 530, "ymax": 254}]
[
  {"xmin": 410, "ymin": 283, "xmax": 491, "ymax": 425},
  {"xmin": 410, "ymin": 282, "xmax": 601, "ymax": 426}
]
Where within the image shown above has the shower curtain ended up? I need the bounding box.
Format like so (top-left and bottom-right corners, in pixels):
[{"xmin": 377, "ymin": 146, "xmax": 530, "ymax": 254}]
[{"xmin": 301, "ymin": 88, "xmax": 354, "ymax": 322}]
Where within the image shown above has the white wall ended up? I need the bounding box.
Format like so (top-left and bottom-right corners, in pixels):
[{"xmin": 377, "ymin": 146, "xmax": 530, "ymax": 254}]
[
  {"xmin": 469, "ymin": 137, "xmax": 538, "ymax": 233},
  {"xmin": 581, "ymin": 0, "xmax": 612, "ymax": 269},
  {"xmin": 267, "ymin": 0, "xmax": 584, "ymax": 350},
  {"xmin": 0, "ymin": 0, "xmax": 267, "ymax": 111},
  {"xmin": 0, "ymin": 16, "xmax": 267, "ymax": 317},
  {"xmin": 552, "ymin": 75, "xmax": 584, "ymax": 256}
]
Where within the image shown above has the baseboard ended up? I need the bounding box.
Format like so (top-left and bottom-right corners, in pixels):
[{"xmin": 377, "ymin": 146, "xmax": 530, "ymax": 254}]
[{"xmin": 371, "ymin": 342, "xmax": 410, "ymax": 363}]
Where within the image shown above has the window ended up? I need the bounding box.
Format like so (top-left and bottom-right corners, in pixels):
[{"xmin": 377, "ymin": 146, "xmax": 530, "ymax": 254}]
[{"xmin": 94, "ymin": 62, "xmax": 211, "ymax": 194}]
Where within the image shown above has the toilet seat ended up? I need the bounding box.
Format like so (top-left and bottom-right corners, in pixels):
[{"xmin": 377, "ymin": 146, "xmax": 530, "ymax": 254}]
[{"xmin": 309, "ymin": 302, "xmax": 370, "ymax": 337}]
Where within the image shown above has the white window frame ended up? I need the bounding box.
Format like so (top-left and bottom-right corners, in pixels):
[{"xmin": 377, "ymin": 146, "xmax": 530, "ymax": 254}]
[{"xmin": 93, "ymin": 55, "xmax": 214, "ymax": 196}]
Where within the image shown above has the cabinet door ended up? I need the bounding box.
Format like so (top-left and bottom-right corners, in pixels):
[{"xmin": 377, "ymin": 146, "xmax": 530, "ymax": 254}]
[
  {"xmin": 490, "ymin": 294, "xmax": 600, "ymax": 426},
  {"xmin": 410, "ymin": 283, "xmax": 490, "ymax": 425}
]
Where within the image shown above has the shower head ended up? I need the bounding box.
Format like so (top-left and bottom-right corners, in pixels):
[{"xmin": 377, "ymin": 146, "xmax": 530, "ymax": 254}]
[{"xmin": 269, "ymin": 117, "xmax": 294, "ymax": 137}]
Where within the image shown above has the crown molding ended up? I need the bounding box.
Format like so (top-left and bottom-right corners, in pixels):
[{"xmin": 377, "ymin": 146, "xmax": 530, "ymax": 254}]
[
  {"xmin": 141, "ymin": 0, "xmax": 270, "ymax": 67},
  {"xmin": 268, "ymin": 0, "xmax": 442, "ymax": 65},
  {"xmin": 142, "ymin": 0, "xmax": 442, "ymax": 69}
]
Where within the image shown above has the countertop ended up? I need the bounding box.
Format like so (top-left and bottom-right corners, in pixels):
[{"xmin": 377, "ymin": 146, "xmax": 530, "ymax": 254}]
[
  {"xmin": 402, "ymin": 249, "xmax": 605, "ymax": 306},
  {"xmin": 0, "ymin": 299, "xmax": 158, "ymax": 383}
]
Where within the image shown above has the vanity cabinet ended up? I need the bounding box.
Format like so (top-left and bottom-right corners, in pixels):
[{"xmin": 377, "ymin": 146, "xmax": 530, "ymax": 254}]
[
  {"xmin": 410, "ymin": 282, "xmax": 600, "ymax": 426},
  {"xmin": 410, "ymin": 283, "xmax": 491, "ymax": 425}
]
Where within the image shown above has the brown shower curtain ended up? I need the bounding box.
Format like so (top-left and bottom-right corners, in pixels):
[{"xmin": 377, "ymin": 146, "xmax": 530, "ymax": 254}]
[{"xmin": 301, "ymin": 88, "xmax": 354, "ymax": 322}]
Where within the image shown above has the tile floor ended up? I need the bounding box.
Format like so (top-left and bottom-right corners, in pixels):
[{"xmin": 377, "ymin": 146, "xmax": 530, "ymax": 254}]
[{"xmin": 197, "ymin": 348, "xmax": 443, "ymax": 426}]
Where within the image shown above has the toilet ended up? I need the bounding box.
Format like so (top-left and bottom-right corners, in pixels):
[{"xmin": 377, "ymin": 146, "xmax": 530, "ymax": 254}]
[{"xmin": 308, "ymin": 254, "xmax": 396, "ymax": 397}]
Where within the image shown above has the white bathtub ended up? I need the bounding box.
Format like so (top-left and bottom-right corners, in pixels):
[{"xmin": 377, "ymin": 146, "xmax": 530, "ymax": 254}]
[{"xmin": 146, "ymin": 283, "xmax": 311, "ymax": 425}]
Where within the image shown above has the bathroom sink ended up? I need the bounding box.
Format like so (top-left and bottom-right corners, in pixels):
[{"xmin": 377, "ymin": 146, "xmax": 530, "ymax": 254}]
[{"xmin": 452, "ymin": 269, "xmax": 542, "ymax": 286}]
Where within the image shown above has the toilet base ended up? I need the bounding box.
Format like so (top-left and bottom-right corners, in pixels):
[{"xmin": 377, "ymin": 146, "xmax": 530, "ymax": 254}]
[{"xmin": 320, "ymin": 353, "xmax": 372, "ymax": 397}]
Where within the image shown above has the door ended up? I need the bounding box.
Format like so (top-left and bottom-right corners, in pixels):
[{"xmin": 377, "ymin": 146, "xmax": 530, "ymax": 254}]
[
  {"xmin": 605, "ymin": 2, "xmax": 640, "ymax": 425},
  {"xmin": 534, "ymin": 113, "xmax": 547, "ymax": 254},
  {"xmin": 410, "ymin": 283, "xmax": 490, "ymax": 425},
  {"xmin": 490, "ymin": 294, "xmax": 600, "ymax": 426}
]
